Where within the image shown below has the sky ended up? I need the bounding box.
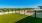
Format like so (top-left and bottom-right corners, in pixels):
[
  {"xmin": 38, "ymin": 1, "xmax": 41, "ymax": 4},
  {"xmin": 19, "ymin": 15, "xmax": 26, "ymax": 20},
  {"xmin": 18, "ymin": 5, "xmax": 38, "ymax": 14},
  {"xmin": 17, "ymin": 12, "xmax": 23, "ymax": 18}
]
[{"xmin": 0, "ymin": 0, "xmax": 42, "ymax": 8}]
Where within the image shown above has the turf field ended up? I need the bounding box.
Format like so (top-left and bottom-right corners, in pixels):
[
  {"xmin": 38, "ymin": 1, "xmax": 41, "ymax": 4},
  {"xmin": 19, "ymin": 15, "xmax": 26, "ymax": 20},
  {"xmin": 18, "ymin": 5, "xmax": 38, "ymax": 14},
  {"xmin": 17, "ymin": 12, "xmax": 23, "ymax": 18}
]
[
  {"xmin": 0, "ymin": 13, "xmax": 27, "ymax": 23},
  {"xmin": 16, "ymin": 16, "xmax": 42, "ymax": 23}
]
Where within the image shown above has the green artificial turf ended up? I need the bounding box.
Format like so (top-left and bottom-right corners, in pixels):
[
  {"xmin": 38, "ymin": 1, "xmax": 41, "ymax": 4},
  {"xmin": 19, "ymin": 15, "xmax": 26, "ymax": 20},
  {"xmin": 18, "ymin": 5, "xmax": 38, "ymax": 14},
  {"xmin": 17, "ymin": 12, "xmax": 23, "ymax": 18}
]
[
  {"xmin": 0, "ymin": 13, "xmax": 27, "ymax": 23},
  {"xmin": 16, "ymin": 16, "xmax": 42, "ymax": 23}
]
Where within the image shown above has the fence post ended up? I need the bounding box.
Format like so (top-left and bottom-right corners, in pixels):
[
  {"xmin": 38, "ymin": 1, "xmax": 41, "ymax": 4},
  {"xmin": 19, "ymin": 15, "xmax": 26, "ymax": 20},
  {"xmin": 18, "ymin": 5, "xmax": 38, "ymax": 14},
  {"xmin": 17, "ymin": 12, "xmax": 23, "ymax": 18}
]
[
  {"xmin": 3, "ymin": 9, "xmax": 5, "ymax": 14},
  {"xmin": 19, "ymin": 9, "xmax": 20, "ymax": 14},
  {"xmin": 15, "ymin": 9, "xmax": 16, "ymax": 13},
  {"xmin": 35, "ymin": 10, "xmax": 36, "ymax": 18},
  {"xmin": 12, "ymin": 9, "xmax": 13, "ymax": 13},
  {"xmin": 8, "ymin": 9, "xmax": 9, "ymax": 14},
  {"xmin": 24, "ymin": 10, "xmax": 25, "ymax": 15}
]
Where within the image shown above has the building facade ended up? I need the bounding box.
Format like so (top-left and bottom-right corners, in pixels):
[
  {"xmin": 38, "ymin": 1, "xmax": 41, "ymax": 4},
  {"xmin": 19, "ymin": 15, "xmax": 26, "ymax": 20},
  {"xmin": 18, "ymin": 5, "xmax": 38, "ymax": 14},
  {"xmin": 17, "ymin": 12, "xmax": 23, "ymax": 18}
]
[
  {"xmin": 38, "ymin": 6, "xmax": 42, "ymax": 9},
  {"xmin": 32, "ymin": 6, "xmax": 42, "ymax": 18}
]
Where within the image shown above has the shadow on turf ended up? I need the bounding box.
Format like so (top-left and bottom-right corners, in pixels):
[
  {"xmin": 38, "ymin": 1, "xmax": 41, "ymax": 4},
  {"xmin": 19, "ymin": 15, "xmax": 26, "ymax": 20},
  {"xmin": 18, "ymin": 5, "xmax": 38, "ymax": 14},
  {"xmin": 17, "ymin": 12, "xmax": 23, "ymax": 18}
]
[{"xmin": 15, "ymin": 16, "xmax": 42, "ymax": 23}]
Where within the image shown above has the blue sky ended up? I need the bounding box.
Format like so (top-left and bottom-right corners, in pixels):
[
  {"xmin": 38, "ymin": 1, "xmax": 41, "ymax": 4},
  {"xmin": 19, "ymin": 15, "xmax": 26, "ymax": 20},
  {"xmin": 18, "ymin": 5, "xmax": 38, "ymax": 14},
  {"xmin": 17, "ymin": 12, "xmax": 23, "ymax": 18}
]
[{"xmin": 0, "ymin": 0, "xmax": 42, "ymax": 8}]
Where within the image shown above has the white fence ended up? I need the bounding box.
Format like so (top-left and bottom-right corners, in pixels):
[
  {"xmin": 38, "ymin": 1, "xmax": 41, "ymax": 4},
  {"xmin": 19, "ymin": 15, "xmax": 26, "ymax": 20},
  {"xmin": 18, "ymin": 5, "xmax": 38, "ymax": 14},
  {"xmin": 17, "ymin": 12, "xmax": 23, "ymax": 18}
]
[{"xmin": 0, "ymin": 10, "xmax": 34, "ymax": 16}]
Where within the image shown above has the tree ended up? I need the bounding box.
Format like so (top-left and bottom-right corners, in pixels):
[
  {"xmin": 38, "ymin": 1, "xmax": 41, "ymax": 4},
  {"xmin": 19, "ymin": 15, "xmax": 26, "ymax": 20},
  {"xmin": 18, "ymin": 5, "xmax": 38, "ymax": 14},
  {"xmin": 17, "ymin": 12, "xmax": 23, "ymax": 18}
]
[
  {"xmin": 2, "ymin": 9, "xmax": 5, "ymax": 14},
  {"xmin": 10, "ymin": 9, "xmax": 13, "ymax": 13}
]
